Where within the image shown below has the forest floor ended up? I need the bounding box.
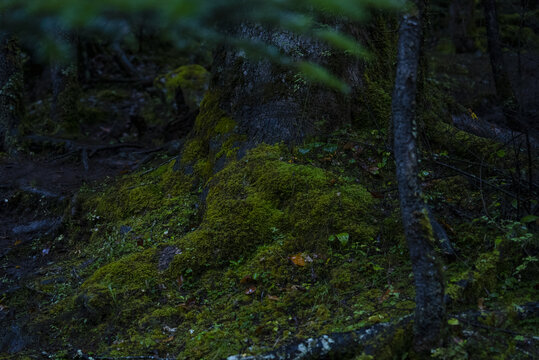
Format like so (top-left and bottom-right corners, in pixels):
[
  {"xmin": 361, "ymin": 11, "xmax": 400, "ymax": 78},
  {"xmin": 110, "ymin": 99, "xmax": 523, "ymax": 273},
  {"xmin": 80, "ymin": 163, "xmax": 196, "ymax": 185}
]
[{"xmin": 0, "ymin": 43, "xmax": 538, "ymax": 359}]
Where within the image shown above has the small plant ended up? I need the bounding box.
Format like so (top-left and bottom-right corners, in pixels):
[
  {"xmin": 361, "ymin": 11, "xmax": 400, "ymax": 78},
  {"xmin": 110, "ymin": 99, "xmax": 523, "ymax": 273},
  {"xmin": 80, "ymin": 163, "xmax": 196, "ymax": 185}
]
[
  {"xmin": 329, "ymin": 232, "xmax": 349, "ymax": 246},
  {"xmin": 107, "ymin": 283, "xmax": 118, "ymax": 306}
]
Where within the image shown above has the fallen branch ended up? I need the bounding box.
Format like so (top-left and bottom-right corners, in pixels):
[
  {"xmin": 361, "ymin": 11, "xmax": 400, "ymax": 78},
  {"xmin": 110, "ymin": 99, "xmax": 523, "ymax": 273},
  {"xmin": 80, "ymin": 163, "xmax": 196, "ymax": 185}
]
[
  {"xmin": 26, "ymin": 135, "xmax": 143, "ymax": 155},
  {"xmin": 224, "ymin": 302, "xmax": 539, "ymax": 360},
  {"xmin": 225, "ymin": 318, "xmax": 412, "ymax": 360}
]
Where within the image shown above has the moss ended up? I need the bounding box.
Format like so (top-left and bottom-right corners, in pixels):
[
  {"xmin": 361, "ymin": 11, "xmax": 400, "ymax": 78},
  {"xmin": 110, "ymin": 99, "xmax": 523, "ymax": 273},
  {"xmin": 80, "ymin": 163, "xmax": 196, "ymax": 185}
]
[
  {"xmin": 427, "ymin": 120, "xmax": 504, "ymax": 162},
  {"xmin": 169, "ymin": 143, "xmax": 378, "ymax": 276},
  {"xmin": 88, "ymin": 160, "xmax": 196, "ymax": 224},
  {"xmin": 156, "ymin": 64, "xmax": 210, "ymax": 110},
  {"xmin": 214, "ymin": 116, "xmax": 237, "ymax": 134},
  {"xmin": 355, "ymin": 15, "xmax": 397, "ymax": 131},
  {"xmin": 179, "ymin": 91, "xmax": 243, "ymax": 179},
  {"xmin": 95, "ymin": 88, "xmax": 130, "ymax": 102},
  {"xmin": 55, "ymin": 64, "xmax": 82, "ymax": 134},
  {"xmin": 181, "ymin": 138, "xmax": 206, "ymax": 163},
  {"xmin": 19, "ymin": 139, "xmax": 425, "ymax": 359}
]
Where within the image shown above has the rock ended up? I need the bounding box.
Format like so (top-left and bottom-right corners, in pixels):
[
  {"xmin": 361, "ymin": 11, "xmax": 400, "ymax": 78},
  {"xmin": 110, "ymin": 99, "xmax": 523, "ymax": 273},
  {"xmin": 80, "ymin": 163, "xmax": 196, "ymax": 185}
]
[
  {"xmin": 158, "ymin": 246, "xmax": 182, "ymax": 271},
  {"xmin": 0, "ymin": 324, "xmax": 28, "ymax": 353},
  {"xmin": 119, "ymin": 225, "xmax": 132, "ymax": 235},
  {"xmin": 11, "ymin": 217, "xmax": 63, "ymax": 235}
]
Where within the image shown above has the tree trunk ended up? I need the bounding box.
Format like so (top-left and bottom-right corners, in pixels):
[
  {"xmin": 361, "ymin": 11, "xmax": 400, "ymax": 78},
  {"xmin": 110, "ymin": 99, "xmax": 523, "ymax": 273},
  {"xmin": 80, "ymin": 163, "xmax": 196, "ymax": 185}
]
[
  {"xmin": 211, "ymin": 23, "xmax": 363, "ymax": 154},
  {"xmin": 0, "ymin": 34, "xmax": 24, "ymax": 154},
  {"xmin": 482, "ymin": 0, "xmax": 516, "ymax": 107},
  {"xmin": 178, "ymin": 23, "xmax": 364, "ymax": 175},
  {"xmin": 391, "ymin": 4, "xmax": 445, "ymax": 354},
  {"xmin": 449, "ymin": 0, "xmax": 477, "ymax": 53},
  {"xmin": 50, "ymin": 27, "xmax": 80, "ymax": 133}
]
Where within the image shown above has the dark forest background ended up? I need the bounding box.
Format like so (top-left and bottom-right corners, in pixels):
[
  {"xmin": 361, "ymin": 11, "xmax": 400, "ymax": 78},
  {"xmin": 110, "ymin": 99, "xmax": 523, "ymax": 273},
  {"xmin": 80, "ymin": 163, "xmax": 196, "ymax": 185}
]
[{"xmin": 0, "ymin": 1, "xmax": 537, "ymax": 359}]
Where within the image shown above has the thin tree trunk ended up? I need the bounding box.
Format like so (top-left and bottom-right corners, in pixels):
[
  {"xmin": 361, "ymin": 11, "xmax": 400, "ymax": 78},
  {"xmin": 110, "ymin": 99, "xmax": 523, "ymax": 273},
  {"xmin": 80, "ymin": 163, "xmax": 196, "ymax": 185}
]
[
  {"xmin": 391, "ymin": 3, "xmax": 445, "ymax": 353},
  {"xmin": 482, "ymin": 0, "xmax": 516, "ymax": 107},
  {"xmin": 449, "ymin": 0, "xmax": 477, "ymax": 53},
  {"xmin": 50, "ymin": 27, "xmax": 80, "ymax": 133},
  {"xmin": 0, "ymin": 34, "xmax": 24, "ymax": 154}
]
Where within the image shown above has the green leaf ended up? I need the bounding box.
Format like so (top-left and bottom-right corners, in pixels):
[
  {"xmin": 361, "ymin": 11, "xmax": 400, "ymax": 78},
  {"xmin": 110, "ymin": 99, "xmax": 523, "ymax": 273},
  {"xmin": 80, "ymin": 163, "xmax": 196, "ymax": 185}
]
[
  {"xmin": 323, "ymin": 144, "xmax": 338, "ymax": 153},
  {"xmin": 521, "ymin": 215, "xmax": 538, "ymax": 223},
  {"xmin": 328, "ymin": 235, "xmax": 336, "ymax": 242},
  {"xmin": 297, "ymin": 62, "xmax": 350, "ymax": 93},
  {"xmin": 336, "ymin": 233, "xmax": 349, "ymax": 246},
  {"xmin": 447, "ymin": 318, "xmax": 459, "ymax": 326},
  {"xmin": 496, "ymin": 149, "xmax": 506, "ymax": 158},
  {"xmin": 314, "ymin": 29, "xmax": 370, "ymax": 58},
  {"xmin": 298, "ymin": 147, "xmax": 311, "ymax": 154}
]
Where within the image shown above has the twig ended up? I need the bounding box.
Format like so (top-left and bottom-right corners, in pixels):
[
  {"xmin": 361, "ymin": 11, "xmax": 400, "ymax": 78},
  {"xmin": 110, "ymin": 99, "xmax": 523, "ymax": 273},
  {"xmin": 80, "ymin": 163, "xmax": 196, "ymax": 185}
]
[
  {"xmin": 111, "ymin": 42, "xmax": 138, "ymax": 77},
  {"xmin": 431, "ymin": 159, "xmax": 517, "ymax": 199},
  {"xmin": 82, "ymin": 148, "xmax": 89, "ymax": 172}
]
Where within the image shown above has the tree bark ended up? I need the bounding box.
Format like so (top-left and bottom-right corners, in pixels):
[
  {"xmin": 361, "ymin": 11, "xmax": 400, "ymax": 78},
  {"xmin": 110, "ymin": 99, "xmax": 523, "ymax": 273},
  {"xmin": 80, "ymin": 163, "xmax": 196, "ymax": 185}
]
[
  {"xmin": 0, "ymin": 34, "xmax": 24, "ymax": 154},
  {"xmin": 449, "ymin": 0, "xmax": 477, "ymax": 53},
  {"xmin": 391, "ymin": 4, "xmax": 445, "ymax": 353},
  {"xmin": 50, "ymin": 27, "xmax": 80, "ymax": 133},
  {"xmin": 211, "ymin": 23, "xmax": 363, "ymax": 153},
  {"xmin": 482, "ymin": 0, "xmax": 516, "ymax": 107}
]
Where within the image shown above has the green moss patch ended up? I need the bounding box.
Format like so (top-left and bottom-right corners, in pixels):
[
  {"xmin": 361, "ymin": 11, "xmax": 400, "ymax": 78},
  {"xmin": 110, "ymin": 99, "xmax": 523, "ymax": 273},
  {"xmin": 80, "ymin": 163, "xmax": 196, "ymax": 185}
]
[{"xmin": 155, "ymin": 64, "xmax": 210, "ymax": 110}]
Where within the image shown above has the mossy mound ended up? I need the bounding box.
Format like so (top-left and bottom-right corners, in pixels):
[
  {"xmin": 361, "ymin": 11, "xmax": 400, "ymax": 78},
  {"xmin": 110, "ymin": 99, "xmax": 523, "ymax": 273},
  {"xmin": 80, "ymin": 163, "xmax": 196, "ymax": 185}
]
[
  {"xmin": 169, "ymin": 143, "xmax": 378, "ymax": 275},
  {"xmin": 41, "ymin": 142, "xmax": 418, "ymax": 359}
]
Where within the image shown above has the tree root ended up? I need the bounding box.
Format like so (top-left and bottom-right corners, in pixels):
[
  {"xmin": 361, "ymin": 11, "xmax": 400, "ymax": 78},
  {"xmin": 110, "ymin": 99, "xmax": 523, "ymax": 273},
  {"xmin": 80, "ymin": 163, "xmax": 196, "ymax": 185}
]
[{"xmin": 25, "ymin": 135, "xmax": 144, "ymax": 171}]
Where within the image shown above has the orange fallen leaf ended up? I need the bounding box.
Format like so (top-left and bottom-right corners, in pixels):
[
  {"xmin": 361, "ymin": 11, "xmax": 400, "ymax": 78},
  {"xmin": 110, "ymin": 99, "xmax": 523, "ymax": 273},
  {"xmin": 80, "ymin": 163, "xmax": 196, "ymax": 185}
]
[
  {"xmin": 289, "ymin": 253, "xmax": 305, "ymax": 267},
  {"xmin": 162, "ymin": 336, "xmax": 174, "ymax": 343},
  {"xmin": 14, "ymin": 240, "xmax": 22, "ymax": 246},
  {"xmin": 378, "ymin": 288, "xmax": 391, "ymax": 303},
  {"xmin": 245, "ymin": 286, "xmax": 256, "ymax": 295},
  {"xmin": 478, "ymin": 297, "xmax": 485, "ymax": 311}
]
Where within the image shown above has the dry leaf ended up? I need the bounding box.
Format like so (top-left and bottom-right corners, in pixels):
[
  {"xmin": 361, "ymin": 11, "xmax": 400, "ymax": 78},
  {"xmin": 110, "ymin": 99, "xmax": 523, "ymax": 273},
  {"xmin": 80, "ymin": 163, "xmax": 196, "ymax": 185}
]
[
  {"xmin": 267, "ymin": 295, "xmax": 279, "ymax": 301},
  {"xmin": 478, "ymin": 297, "xmax": 485, "ymax": 311},
  {"xmin": 162, "ymin": 336, "xmax": 174, "ymax": 343},
  {"xmin": 290, "ymin": 284, "xmax": 306, "ymax": 292},
  {"xmin": 245, "ymin": 286, "xmax": 256, "ymax": 295},
  {"xmin": 177, "ymin": 275, "xmax": 184, "ymax": 288},
  {"xmin": 14, "ymin": 240, "xmax": 22, "ymax": 246},
  {"xmin": 289, "ymin": 253, "xmax": 305, "ymax": 267},
  {"xmin": 378, "ymin": 288, "xmax": 391, "ymax": 303}
]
